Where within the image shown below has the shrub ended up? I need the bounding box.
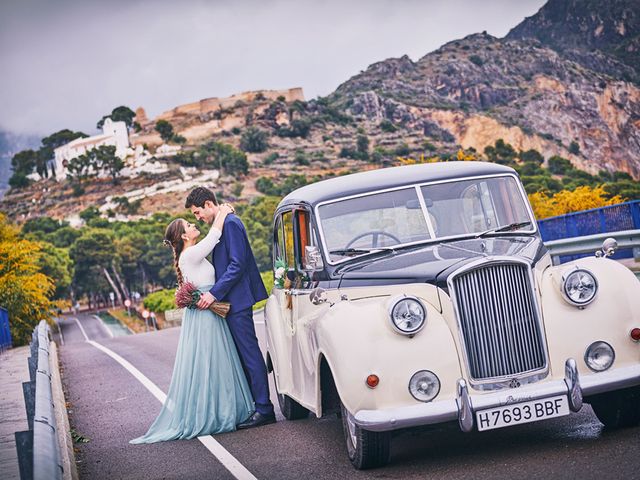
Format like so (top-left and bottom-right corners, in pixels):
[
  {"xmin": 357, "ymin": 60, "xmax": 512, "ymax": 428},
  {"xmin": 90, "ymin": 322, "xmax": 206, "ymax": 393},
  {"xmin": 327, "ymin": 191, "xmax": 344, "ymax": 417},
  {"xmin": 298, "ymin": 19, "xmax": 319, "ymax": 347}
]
[
  {"xmin": 263, "ymin": 152, "xmax": 279, "ymax": 165},
  {"xmin": 143, "ymin": 288, "xmax": 176, "ymax": 313},
  {"xmin": 569, "ymin": 141, "xmax": 580, "ymax": 155},
  {"xmin": 240, "ymin": 127, "xmax": 269, "ymax": 153},
  {"xmin": 548, "ymin": 156, "xmax": 573, "ymax": 175},
  {"xmin": 469, "ymin": 55, "xmax": 483, "ymax": 67},
  {"xmin": 380, "ymin": 120, "xmax": 397, "ymax": 133}
]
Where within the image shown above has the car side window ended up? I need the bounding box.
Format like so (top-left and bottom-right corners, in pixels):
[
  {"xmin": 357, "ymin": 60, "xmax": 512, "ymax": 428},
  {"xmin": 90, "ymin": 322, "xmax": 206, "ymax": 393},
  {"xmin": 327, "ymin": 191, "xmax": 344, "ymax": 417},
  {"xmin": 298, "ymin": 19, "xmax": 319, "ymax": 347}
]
[
  {"xmin": 273, "ymin": 214, "xmax": 286, "ymax": 265},
  {"xmin": 282, "ymin": 211, "xmax": 295, "ymax": 271},
  {"xmin": 295, "ymin": 209, "xmax": 311, "ymax": 271}
]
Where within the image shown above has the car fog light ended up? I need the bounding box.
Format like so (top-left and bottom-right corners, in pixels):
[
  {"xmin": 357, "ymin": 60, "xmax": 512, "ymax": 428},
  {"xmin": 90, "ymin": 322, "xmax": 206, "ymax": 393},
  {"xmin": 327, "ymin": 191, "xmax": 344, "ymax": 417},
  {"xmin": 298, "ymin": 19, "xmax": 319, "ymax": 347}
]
[
  {"xmin": 561, "ymin": 268, "xmax": 598, "ymax": 307},
  {"xmin": 409, "ymin": 370, "xmax": 440, "ymax": 402},
  {"xmin": 585, "ymin": 341, "xmax": 615, "ymax": 372},
  {"xmin": 388, "ymin": 296, "xmax": 426, "ymax": 336}
]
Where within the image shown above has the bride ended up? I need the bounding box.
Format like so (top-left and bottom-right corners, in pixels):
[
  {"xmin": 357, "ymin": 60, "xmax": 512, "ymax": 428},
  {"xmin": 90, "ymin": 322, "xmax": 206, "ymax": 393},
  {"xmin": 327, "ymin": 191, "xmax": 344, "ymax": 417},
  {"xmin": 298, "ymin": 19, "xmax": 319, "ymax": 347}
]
[{"xmin": 131, "ymin": 204, "xmax": 254, "ymax": 443}]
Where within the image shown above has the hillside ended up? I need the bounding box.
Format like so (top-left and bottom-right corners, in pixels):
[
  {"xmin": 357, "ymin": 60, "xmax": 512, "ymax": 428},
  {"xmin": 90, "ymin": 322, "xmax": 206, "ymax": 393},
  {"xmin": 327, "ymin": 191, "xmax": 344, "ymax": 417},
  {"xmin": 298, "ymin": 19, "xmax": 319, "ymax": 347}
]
[
  {"xmin": 506, "ymin": 0, "xmax": 640, "ymax": 82},
  {"xmin": 1, "ymin": 0, "xmax": 638, "ymax": 223}
]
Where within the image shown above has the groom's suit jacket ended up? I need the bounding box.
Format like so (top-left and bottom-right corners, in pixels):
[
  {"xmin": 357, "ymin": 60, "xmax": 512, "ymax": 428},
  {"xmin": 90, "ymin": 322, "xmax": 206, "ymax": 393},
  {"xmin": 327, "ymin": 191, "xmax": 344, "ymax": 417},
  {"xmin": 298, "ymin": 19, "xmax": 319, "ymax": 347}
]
[{"xmin": 209, "ymin": 214, "xmax": 268, "ymax": 313}]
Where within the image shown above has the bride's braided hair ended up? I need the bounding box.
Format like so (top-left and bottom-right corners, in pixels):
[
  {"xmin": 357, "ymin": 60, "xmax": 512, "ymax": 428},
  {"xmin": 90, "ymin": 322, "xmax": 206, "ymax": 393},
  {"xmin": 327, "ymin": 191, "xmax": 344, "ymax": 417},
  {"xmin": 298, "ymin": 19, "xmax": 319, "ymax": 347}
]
[{"xmin": 164, "ymin": 219, "xmax": 186, "ymax": 286}]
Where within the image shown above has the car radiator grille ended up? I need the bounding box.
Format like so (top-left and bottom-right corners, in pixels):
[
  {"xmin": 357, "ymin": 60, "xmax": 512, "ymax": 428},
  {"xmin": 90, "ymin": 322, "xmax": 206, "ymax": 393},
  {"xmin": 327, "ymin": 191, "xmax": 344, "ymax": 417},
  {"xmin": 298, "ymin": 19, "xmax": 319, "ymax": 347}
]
[{"xmin": 451, "ymin": 262, "xmax": 546, "ymax": 381}]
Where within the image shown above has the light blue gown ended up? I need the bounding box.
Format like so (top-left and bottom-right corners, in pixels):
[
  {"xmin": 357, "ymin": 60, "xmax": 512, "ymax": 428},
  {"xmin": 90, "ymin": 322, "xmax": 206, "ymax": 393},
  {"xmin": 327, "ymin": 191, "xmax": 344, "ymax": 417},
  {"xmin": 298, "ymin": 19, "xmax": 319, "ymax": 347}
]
[
  {"xmin": 130, "ymin": 286, "xmax": 254, "ymax": 443},
  {"xmin": 131, "ymin": 223, "xmax": 255, "ymax": 444}
]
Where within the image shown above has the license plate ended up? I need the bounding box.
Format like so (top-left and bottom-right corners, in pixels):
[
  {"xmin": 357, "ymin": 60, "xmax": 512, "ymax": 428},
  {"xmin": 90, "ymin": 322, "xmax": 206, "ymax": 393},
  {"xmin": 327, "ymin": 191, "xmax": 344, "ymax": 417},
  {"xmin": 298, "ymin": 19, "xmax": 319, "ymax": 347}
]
[{"xmin": 476, "ymin": 395, "xmax": 569, "ymax": 431}]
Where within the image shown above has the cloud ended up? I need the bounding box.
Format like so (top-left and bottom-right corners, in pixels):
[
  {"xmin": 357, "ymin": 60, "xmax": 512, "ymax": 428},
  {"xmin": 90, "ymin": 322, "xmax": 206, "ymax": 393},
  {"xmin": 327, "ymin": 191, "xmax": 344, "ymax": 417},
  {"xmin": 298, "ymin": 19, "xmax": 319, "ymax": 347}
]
[{"xmin": 0, "ymin": 0, "xmax": 545, "ymax": 135}]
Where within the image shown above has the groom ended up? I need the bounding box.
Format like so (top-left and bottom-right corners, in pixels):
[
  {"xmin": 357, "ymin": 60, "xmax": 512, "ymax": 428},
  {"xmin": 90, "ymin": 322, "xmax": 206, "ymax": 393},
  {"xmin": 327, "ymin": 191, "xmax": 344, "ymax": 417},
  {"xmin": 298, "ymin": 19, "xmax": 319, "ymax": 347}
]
[{"xmin": 185, "ymin": 186, "xmax": 275, "ymax": 428}]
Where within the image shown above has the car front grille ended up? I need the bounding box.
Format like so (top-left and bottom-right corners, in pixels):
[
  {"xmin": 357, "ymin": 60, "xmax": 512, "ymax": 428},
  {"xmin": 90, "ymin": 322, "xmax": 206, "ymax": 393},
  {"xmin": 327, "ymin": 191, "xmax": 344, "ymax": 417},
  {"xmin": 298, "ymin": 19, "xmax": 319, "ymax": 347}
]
[{"xmin": 451, "ymin": 261, "xmax": 546, "ymax": 383}]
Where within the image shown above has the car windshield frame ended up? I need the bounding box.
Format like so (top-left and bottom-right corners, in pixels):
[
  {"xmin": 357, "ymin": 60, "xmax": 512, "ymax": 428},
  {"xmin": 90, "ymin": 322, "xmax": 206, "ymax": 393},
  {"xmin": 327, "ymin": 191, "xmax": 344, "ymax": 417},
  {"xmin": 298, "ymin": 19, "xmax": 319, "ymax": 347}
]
[{"xmin": 314, "ymin": 173, "xmax": 537, "ymax": 266}]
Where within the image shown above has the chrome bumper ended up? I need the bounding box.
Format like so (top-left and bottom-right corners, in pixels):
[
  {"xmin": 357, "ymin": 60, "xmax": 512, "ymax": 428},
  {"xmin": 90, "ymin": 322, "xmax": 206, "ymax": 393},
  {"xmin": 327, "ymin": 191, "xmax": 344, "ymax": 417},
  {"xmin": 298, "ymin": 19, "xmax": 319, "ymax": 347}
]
[{"xmin": 353, "ymin": 359, "xmax": 640, "ymax": 433}]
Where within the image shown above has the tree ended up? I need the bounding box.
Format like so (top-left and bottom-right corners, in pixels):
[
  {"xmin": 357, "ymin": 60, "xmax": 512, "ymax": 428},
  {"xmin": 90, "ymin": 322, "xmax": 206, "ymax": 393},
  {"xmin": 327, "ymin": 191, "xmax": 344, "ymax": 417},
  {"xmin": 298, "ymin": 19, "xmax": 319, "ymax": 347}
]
[
  {"xmin": 155, "ymin": 120, "xmax": 175, "ymax": 142},
  {"xmin": 0, "ymin": 214, "xmax": 54, "ymax": 345},
  {"xmin": 569, "ymin": 141, "xmax": 581, "ymax": 155},
  {"xmin": 484, "ymin": 139, "xmax": 517, "ymax": 165},
  {"xmin": 240, "ymin": 196, "xmax": 279, "ymax": 271},
  {"xmin": 548, "ymin": 156, "xmax": 573, "ymax": 175},
  {"xmin": 356, "ymin": 135, "xmax": 370, "ymax": 160},
  {"xmin": 200, "ymin": 141, "xmax": 248, "ymax": 176},
  {"xmin": 519, "ymin": 149, "xmax": 544, "ymax": 164},
  {"xmin": 240, "ymin": 127, "xmax": 269, "ymax": 153},
  {"xmin": 97, "ymin": 106, "xmax": 136, "ymax": 129},
  {"xmin": 35, "ymin": 241, "xmax": 73, "ymax": 299},
  {"xmin": 528, "ymin": 186, "xmax": 624, "ymax": 219},
  {"xmin": 11, "ymin": 149, "xmax": 38, "ymax": 175},
  {"xmin": 94, "ymin": 145, "xmax": 124, "ymax": 183}
]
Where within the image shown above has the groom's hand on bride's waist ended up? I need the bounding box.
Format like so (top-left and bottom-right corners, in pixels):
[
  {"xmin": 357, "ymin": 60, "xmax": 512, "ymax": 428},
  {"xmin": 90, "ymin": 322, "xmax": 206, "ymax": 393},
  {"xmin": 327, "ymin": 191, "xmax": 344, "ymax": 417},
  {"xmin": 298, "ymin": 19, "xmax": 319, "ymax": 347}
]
[{"xmin": 197, "ymin": 292, "xmax": 216, "ymax": 309}]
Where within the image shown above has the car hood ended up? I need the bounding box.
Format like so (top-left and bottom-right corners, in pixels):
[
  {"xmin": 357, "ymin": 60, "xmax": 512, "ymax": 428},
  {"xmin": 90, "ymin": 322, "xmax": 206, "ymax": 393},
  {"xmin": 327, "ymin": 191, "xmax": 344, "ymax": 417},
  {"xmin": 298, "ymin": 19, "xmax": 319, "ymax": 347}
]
[{"xmin": 336, "ymin": 236, "xmax": 546, "ymax": 290}]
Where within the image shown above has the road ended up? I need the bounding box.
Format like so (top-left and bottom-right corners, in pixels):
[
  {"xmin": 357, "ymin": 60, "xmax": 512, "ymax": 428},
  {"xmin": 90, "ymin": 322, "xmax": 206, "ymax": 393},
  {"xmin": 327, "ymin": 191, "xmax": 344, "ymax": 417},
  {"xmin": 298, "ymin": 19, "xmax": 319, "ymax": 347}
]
[{"xmin": 58, "ymin": 312, "xmax": 640, "ymax": 480}]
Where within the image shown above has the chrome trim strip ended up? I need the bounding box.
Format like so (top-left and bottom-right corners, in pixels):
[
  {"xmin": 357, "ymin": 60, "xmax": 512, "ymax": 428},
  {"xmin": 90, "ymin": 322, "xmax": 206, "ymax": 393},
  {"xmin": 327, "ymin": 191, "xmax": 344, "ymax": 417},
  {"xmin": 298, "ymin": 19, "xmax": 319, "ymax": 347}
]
[
  {"xmin": 415, "ymin": 185, "xmax": 436, "ymax": 239},
  {"xmin": 581, "ymin": 364, "xmax": 640, "ymax": 396},
  {"xmin": 353, "ymin": 362, "xmax": 640, "ymax": 433},
  {"xmin": 447, "ymin": 257, "xmax": 549, "ymax": 389},
  {"xmin": 315, "ymin": 173, "xmax": 537, "ymax": 266}
]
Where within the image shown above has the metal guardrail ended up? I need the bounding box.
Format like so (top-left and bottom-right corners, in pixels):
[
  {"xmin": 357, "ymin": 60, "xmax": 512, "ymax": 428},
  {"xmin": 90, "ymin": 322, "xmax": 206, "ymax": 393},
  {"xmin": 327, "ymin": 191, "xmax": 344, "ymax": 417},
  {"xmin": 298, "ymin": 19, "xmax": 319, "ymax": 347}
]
[
  {"xmin": 15, "ymin": 320, "xmax": 63, "ymax": 480},
  {"xmin": 544, "ymin": 229, "xmax": 640, "ymax": 265}
]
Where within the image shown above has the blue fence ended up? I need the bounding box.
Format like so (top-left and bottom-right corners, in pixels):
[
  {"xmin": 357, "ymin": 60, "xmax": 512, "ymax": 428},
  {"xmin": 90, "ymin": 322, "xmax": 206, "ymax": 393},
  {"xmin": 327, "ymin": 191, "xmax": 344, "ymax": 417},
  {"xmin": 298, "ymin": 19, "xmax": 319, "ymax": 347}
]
[
  {"xmin": 538, "ymin": 200, "xmax": 640, "ymax": 262},
  {"xmin": 0, "ymin": 307, "xmax": 11, "ymax": 351}
]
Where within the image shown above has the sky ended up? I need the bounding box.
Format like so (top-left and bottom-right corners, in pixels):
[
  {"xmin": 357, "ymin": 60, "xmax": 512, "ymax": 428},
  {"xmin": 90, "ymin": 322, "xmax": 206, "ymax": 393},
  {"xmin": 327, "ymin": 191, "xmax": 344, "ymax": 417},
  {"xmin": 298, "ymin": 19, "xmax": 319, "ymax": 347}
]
[{"xmin": 0, "ymin": 0, "xmax": 546, "ymax": 136}]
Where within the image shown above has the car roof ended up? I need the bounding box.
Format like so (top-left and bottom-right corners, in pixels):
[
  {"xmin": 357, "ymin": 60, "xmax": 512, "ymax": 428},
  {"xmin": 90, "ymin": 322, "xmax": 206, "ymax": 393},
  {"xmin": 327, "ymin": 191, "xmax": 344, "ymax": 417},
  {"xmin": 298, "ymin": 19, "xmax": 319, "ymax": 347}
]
[{"xmin": 279, "ymin": 161, "xmax": 516, "ymax": 208}]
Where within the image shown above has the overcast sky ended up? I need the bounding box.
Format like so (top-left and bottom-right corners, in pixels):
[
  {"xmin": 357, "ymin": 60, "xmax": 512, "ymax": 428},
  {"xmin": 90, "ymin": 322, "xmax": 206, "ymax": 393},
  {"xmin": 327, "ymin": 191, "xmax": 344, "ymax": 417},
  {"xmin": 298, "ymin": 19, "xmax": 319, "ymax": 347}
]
[{"xmin": 0, "ymin": 0, "xmax": 546, "ymax": 136}]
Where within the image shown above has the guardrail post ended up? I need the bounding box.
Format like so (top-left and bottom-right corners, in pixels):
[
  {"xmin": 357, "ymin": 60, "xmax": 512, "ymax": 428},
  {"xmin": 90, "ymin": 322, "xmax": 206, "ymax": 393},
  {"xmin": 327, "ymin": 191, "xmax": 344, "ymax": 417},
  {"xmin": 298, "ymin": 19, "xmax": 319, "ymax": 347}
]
[{"xmin": 14, "ymin": 430, "xmax": 33, "ymax": 480}]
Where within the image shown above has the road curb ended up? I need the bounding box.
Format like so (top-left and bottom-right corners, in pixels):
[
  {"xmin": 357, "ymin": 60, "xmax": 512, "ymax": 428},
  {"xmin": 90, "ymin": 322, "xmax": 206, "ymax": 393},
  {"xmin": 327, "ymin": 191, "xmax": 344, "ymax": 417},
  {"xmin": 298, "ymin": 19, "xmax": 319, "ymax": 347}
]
[{"xmin": 49, "ymin": 341, "xmax": 79, "ymax": 480}]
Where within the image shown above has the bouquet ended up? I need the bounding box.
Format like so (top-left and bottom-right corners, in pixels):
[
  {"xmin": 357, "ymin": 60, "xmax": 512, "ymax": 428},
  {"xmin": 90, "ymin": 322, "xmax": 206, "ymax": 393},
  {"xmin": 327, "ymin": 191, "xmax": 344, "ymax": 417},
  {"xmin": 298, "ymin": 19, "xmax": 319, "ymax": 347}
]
[
  {"xmin": 175, "ymin": 281, "xmax": 231, "ymax": 318},
  {"xmin": 274, "ymin": 258, "xmax": 287, "ymax": 289}
]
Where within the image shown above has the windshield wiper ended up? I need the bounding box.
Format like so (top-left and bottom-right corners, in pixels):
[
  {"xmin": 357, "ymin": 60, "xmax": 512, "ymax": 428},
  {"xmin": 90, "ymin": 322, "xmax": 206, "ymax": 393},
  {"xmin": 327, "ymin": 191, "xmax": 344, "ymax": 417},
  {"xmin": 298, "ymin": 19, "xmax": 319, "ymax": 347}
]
[
  {"xmin": 474, "ymin": 221, "xmax": 532, "ymax": 238},
  {"xmin": 330, "ymin": 248, "xmax": 378, "ymax": 257}
]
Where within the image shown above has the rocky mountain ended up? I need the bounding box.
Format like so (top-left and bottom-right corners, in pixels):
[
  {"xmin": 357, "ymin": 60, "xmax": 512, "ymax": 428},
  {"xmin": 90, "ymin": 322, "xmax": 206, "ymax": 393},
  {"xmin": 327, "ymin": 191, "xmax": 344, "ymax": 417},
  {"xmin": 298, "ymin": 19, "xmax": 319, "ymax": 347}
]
[
  {"xmin": 506, "ymin": 0, "xmax": 640, "ymax": 82},
  {"xmin": 329, "ymin": 1, "xmax": 640, "ymax": 179}
]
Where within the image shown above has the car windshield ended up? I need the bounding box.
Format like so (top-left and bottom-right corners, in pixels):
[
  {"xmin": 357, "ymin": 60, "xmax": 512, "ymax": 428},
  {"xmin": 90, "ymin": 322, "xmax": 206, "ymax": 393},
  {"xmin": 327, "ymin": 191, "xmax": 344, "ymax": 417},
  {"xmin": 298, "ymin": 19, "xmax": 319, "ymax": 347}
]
[{"xmin": 317, "ymin": 175, "xmax": 534, "ymax": 263}]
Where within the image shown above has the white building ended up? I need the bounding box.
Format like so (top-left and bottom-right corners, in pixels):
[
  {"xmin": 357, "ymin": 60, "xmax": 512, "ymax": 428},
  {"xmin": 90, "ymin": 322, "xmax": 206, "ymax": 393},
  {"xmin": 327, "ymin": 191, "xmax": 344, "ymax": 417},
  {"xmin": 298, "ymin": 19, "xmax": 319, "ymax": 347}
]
[{"xmin": 54, "ymin": 118, "xmax": 130, "ymax": 180}]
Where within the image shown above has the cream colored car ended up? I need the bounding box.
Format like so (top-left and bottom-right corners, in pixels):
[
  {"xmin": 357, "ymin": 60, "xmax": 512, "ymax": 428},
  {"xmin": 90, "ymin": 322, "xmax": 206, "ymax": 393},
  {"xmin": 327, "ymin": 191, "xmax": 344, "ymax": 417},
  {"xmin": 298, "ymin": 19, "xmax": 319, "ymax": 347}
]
[{"xmin": 264, "ymin": 162, "xmax": 640, "ymax": 469}]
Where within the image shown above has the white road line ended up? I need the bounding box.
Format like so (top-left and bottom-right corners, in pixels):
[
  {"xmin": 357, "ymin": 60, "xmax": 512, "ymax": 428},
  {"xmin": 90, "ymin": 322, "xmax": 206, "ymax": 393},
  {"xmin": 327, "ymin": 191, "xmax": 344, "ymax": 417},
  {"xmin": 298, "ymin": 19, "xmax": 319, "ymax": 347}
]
[
  {"xmin": 85, "ymin": 339, "xmax": 258, "ymax": 480},
  {"xmin": 73, "ymin": 317, "xmax": 90, "ymax": 342},
  {"xmin": 56, "ymin": 318, "xmax": 65, "ymax": 346},
  {"xmin": 93, "ymin": 314, "xmax": 115, "ymax": 338}
]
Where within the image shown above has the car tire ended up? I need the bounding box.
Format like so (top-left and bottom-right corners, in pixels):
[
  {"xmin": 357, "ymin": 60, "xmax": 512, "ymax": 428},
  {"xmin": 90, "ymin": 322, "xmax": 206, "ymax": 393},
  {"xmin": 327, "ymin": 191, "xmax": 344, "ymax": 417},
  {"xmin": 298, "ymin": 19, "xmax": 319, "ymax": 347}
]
[
  {"xmin": 276, "ymin": 386, "xmax": 309, "ymax": 420},
  {"xmin": 589, "ymin": 386, "xmax": 640, "ymax": 428},
  {"xmin": 340, "ymin": 402, "xmax": 390, "ymax": 470}
]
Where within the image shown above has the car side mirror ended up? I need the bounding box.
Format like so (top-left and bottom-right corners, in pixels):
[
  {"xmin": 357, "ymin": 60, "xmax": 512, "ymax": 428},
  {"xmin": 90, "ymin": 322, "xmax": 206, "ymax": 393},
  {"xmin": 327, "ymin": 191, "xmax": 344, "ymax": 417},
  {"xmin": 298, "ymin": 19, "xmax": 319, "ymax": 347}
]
[
  {"xmin": 309, "ymin": 287, "xmax": 328, "ymax": 305},
  {"xmin": 303, "ymin": 246, "xmax": 324, "ymax": 272},
  {"xmin": 596, "ymin": 237, "xmax": 617, "ymax": 258}
]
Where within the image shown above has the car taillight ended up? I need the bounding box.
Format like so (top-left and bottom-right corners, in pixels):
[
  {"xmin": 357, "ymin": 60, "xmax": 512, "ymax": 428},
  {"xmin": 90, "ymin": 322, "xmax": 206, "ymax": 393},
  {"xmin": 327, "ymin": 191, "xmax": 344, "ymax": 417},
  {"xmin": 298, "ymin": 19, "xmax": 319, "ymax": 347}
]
[
  {"xmin": 630, "ymin": 328, "xmax": 640, "ymax": 342},
  {"xmin": 366, "ymin": 374, "xmax": 379, "ymax": 388}
]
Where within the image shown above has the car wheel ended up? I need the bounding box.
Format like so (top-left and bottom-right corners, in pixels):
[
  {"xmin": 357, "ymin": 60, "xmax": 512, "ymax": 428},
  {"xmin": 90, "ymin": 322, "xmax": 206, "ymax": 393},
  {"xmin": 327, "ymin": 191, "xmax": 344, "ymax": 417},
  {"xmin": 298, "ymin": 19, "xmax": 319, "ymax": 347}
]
[
  {"xmin": 340, "ymin": 402, "xmax": 390, "ymax": 469},
  {"xmin": 275, "ymin": 382, "xmax": 309, "ymax": 420},
  {"xmin": 589, "ymin": 386, "xmax": 640, "ymax": 428}
]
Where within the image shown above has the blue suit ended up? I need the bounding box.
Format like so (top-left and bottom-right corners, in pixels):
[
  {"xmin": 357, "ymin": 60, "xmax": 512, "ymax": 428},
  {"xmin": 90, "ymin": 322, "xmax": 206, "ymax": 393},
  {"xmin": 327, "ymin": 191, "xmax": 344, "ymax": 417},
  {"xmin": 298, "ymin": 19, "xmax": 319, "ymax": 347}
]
[{"xmin": 209, "ymin": 215, "xmax": 273, "ymax": 416}]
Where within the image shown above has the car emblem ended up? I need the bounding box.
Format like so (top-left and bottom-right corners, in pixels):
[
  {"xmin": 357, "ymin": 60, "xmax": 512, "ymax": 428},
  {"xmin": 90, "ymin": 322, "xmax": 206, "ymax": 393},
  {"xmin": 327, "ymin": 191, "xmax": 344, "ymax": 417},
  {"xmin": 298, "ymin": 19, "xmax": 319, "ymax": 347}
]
[{"xmin": 509, "ymin": 379, "xmax": 521, "ymax": 389}]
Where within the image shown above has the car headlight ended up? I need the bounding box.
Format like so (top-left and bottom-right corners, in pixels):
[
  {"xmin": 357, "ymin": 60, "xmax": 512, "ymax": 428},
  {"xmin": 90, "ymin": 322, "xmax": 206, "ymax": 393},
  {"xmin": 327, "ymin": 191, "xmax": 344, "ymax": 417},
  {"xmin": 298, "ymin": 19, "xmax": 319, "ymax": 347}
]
[
  {"xmin": 561, "ymin": 268, "xmax": 598, "ymax": 307},
  {"xmin": 388, "ymin": 295, "xmax": 426, "ymax": 336},
  {"xmin": 584, "ymin": 341, "xmax": 615, "ymax": 372},
  {"xmin": 409, "ymin": 370, "xmax": 440, "ymax": 402}
]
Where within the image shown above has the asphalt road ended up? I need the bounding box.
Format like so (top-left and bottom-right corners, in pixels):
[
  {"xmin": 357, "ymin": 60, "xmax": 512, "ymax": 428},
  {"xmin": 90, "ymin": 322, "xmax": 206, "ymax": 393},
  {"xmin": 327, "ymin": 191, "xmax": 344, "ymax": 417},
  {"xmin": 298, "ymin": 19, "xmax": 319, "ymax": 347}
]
[{"xmin": 58, "ymin": 312, "xmax": 640, "ymax": 480}]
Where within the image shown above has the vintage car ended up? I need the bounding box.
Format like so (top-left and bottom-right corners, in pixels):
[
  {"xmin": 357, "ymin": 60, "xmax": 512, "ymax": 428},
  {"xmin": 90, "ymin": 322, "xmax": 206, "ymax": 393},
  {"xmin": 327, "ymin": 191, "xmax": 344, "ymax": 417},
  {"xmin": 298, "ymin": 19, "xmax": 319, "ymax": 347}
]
[{"xmin": 263, "ymin": 161, "xmax": 640, "ymax": 469}]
